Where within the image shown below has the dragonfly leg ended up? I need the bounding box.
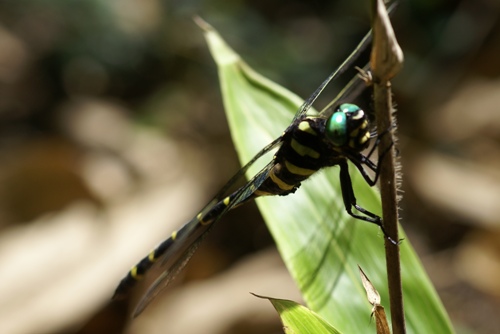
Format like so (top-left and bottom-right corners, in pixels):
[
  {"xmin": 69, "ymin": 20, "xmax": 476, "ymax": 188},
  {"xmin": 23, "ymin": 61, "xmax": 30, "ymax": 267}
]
[
  {"xmin": 338, "ymin": 160, "xmax": 397, "ymax": 244},
  {"xmin": 349, "ymin": 156, "xmax": 377, "ymax": 187},
  {"xmin": 366, "ymin": 125, "xmax": 394, "ymax": 161},
  {"xmin": 370, "ymin": 130, "xmax": 394, "ymax": 185},
  {"xmin": 349, "ymin": 128, "xmax": 394, "ymax": 187}
]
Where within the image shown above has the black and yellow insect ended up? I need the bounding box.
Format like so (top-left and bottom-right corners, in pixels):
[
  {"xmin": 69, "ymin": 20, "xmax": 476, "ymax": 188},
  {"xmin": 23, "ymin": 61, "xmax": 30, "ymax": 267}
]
[{"xmin": 114, "ymin": 31, "xmax": 389, "ymax": 317}]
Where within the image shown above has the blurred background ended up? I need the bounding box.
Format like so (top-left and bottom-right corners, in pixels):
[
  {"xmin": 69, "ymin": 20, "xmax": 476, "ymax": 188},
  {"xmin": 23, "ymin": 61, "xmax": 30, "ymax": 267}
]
[{"xmin": 0, "ymin": 0, "xmax": 499, "ymax": 333}]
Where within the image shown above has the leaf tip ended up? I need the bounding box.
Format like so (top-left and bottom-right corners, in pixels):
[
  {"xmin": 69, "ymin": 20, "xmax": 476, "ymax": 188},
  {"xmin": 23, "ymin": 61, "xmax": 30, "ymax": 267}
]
[{"xmin": 193, "ymin": 15, "xmax": 212, "ymax": 32}]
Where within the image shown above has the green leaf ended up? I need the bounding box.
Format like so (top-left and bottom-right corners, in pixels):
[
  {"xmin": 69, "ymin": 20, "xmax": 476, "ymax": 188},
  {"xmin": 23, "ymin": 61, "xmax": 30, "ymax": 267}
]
[
  {"xmin": 201, "ymin": 20, "xmax": 455, "ymax": 334},
  {"xmin": 255, "ymin": 294, "xmax": 342, "ymax": 334}
]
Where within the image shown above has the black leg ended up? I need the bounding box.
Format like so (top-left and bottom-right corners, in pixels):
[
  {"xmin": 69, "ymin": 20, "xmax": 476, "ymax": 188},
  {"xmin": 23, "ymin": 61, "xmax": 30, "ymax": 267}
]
[
  {"xmin": 338, "ymin": 160, "xmax": 381, "ymax": 225},
  {"xmin": 366, "ymin": 125, "xmax": 394, "ymax": 161},
  {"xmin": 338, "ymin": 160, "xmax": 397, "ymax": 244},
  {"xmin": 348, "ymin": 132, "xmax": 394, "ymax": 187},
  {"xmin": 349, "ymin": 155, "xmax": 377, "ymax": 186}
]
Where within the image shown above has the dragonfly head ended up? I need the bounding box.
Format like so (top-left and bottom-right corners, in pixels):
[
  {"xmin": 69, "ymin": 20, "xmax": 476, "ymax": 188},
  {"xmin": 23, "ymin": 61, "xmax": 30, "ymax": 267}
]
[{"xmin": 325, "ymin": 103, "xmax": 371, "ymax": 151}]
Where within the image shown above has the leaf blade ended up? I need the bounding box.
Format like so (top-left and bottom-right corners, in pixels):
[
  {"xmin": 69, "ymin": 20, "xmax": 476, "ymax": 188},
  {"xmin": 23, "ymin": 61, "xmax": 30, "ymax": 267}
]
[{"xmin": 255, "ymin": 294, "xmax": 342, "ymax": 334}]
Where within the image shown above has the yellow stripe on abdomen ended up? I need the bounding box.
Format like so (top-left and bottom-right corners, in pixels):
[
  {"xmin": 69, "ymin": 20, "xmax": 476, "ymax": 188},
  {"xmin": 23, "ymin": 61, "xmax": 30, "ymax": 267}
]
[
  {"xmin": 148, "ymin": 250, "xmax": 157, "ymax": 262},
  {"xmin": 269, "ymin": 169, "xmax": 295, "ymax": 191},
  {"xmin": 284, "ymin": 160, "xmax": 316, "ymax": 176},
  {"xmin": 197, "ymin": 212, "xmax": 212, "ymax": 225},
  {"xmin": 290, "ymin": 138, "xmax": 320, "ymax": 159},
  {"xmin": 298, "ymin": 120, "xmax": 318, "ymax": 135},
  {"xmin": 130, "ymin": 266, "xmax": 143, "ymax": 280}
]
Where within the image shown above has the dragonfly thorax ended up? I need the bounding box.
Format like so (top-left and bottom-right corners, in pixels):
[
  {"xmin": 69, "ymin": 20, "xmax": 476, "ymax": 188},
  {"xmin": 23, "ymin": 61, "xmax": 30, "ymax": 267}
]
[{"xmin": 325, "ymin": 103, "xmax": 370, "ymax": 152}]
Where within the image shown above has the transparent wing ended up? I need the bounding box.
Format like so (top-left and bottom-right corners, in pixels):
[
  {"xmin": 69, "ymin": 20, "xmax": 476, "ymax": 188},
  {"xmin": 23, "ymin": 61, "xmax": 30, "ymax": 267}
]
[
  {"xmin": 319, "ymin": 63, "xmax": 371, "ymax": 119},
  {"xmin": 317, "ymin": 1, "xmax": 399, "ymax": 118},
  {"xmin": 131, "ymin": 138, "xmax": 282, "ymax": 317},
  {"xmin": 290, "ymin": 30, "xmax": 372, "ymax": 122}
]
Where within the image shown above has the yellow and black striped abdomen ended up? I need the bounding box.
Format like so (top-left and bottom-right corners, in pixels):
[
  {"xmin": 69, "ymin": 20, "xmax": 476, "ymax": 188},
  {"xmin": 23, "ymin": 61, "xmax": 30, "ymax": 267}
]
[
  {"xmin": 256, "ymin": 118, "xmax": 331, "ymax": 196},
  {"xmin": 113, "ymin": 191, "xmax": 250, "ymax": 300}
]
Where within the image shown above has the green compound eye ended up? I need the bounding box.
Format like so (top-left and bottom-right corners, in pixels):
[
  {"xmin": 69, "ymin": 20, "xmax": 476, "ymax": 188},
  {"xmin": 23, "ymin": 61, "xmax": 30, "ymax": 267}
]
[
  {"xmin": 326, "ymin": 111, "xmax": 347, "ymax": 146},
  {"xmin": 325, "ymin": 104, "xmax": 362, "ymax": 146},
  {"xmin": 339, "ymin": 103, "xmax": 360, "ymax": 113}
]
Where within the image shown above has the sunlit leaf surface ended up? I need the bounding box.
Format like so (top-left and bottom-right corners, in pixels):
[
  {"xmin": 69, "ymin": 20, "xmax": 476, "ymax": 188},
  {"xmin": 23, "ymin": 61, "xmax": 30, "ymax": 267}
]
[{"xmin": 258, "ymin": 295, "xmax": 342, "ymax": 334}]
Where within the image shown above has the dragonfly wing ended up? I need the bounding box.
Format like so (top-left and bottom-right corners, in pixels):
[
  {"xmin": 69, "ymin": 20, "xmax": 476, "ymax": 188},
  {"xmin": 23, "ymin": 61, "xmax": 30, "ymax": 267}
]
[
  {"xmin": 319, "ymin": 63, "xmax": 371, "ymax": 119},
  {"xmin": 291, "ymin": 30, "xmax": 372, "ymax": 122},
  {"xmin": 211, "ymin": 137, "xmax": 283, "ymax": 200},
  {"xmin": 132, "ymin": 155, "xmax": 279, "ymax": 317},
  {"xmin": 318, "ymin": 2, "xmax": 399, "ymax": 119}
]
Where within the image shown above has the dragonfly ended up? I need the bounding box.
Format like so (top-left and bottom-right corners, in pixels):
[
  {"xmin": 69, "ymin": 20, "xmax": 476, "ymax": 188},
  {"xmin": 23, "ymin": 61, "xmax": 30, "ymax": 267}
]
[{"xmin": 114, "ymin": 29, "xmax": 392, "ymax": 317}]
